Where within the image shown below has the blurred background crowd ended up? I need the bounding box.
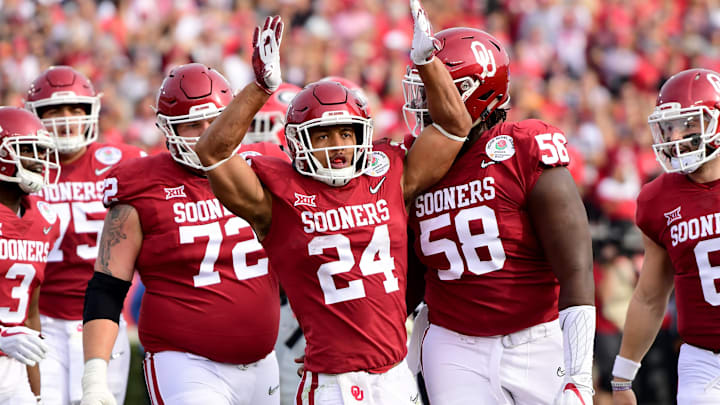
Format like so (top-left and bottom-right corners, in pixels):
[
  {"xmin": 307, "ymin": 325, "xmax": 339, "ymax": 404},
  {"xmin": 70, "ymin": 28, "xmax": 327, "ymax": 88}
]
[{"xmin": 3, "ymin": 0, "xmax": 719, "ymax": 403}]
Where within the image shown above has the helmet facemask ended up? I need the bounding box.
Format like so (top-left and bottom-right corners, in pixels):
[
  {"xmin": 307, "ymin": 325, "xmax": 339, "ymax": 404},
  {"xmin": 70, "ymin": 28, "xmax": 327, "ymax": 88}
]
[
  {"xmin": 245, "ymin": 111, "xmax": 284, "ymax": 145},
  {"xmin": 0, "ymin": 131, "xmax": 60, "ymax": 193},
  {"xmin": 26, "ymin": 93, "xmax": 101, "ymax": 154},
  {"xmin": 285, "ymin": 113, "xmax": 373, "ymax": 187},
  {"xmin": 157, "ymin": 102, "xmax": 224, "ymax": 170},
  {"xmin": 648, "ymin": 103, "xmax": 720, "ymax": 174}
]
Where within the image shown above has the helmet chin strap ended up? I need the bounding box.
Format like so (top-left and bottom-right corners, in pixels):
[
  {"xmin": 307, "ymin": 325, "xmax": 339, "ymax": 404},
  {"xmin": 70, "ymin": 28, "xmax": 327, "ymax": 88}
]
[
  {"xmin": 17, "ymin": 169, "xmax": 44, "ymax": 193},
  {"xmin": 670, "ymin": 154, "xmax": 703, "ymax": 174}
]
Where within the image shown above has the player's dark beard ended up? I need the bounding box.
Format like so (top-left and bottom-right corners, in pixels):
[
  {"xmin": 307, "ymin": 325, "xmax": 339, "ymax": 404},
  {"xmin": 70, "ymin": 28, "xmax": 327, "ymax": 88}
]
[{"xmin": 460, "ymin": 109, "xmax": 508, "ymax": 158}]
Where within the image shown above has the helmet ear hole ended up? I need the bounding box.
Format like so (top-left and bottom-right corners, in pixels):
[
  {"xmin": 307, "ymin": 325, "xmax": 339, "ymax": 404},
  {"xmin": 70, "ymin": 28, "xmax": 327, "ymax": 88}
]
[{"xmin": 478, "ymin": 90, "xmax": 494, "ymax": 101}]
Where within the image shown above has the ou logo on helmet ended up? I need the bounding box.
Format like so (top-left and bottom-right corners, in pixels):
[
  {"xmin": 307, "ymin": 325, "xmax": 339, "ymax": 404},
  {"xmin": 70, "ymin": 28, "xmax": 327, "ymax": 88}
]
[
  {"xmin": 471, "ymin": 41, "xmax": 497, "ymax": 79},
  {"xmin": 707, "ymin": 73, "xmax": 720, "ymax": 94}
]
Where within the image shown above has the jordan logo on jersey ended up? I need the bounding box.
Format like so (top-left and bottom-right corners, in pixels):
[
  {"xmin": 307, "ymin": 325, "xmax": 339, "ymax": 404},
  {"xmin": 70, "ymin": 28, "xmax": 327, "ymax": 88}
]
[
  {"xmin": 664, "ymin": 206, "xmax": 682, "ymax": 226},
  {"xmin": 164, "ymin": 185, "xmax": 186, "ymax": 200},
  {"xmin": 294, "ymin": 193, "xmax": 316, "ymax": 207}
]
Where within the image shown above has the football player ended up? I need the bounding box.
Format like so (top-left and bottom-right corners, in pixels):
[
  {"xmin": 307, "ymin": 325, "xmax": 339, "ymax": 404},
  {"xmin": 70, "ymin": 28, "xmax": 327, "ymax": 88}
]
[
  {"xmin": 0, "ymin": 107, "xmax": 60, "ymax": 404},
  {"xmin": 24, "ymin": 66, "xmax": 146, "ymax": 405},
  {"xmin": 195, "ymin": 3, "xmax": 472, "ymax": 404},
  {"xmin": 244, "ymin": 82, "xmax": 301, "ymax": 146},
  {"xmin": 79, "ymin": 63, "xmax": 282, "ymax": 405},
  {"xmin": 611, "ymin": 68, "xmax": 720, "ymax": 405},
  {"xmin": 403, "ymin": 28, "xmax": 595, "ymax": 405}
]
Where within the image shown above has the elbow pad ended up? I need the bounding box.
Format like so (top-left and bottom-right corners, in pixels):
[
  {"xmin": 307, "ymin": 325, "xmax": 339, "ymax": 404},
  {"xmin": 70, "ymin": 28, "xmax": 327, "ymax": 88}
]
[{"xmin": 83, "ymin": 272, "xmax": 131, "ymax": 324}]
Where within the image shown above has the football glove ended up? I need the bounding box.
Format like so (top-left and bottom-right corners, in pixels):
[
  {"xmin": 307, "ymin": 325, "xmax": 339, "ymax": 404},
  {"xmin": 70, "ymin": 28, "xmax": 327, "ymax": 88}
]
[
  {"xmin": 0, "ymin": 326, "xmax": 48, "ymax": 366},
  {"xmin": 409, "ymin": 0, "xmax": 441, "ymax": 65},
  {"xmin": 252, "ymin": 15, "xmax": 284, "ymax": 94}
]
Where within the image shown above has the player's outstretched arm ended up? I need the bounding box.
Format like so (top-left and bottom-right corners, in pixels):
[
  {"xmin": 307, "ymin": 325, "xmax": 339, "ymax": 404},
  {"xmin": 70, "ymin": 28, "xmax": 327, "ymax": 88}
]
[
  {"xmin": 195, "ymin": 16, "xmax": 282, "ymax": 235},
  {"xmin": 527, "ymin": 166, "xmax": 595, "ymax": 405},
  {"xmin": 611, "ymin": 233, "xmax": 674, "ymax": 405},
  {"xmin": 402, "ymin": 0, "xmax": 471, "ymax": 202},
  {"xmin": 81, "ymin": 204, "xmax": 142, "ymax": 405}
]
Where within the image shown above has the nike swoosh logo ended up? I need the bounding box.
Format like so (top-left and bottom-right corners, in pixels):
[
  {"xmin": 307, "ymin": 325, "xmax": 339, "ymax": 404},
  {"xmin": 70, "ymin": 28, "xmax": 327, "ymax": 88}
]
[
  {"xmin": 95, "ymin": 166, "xmax": 112, "ymax": 176},
  {"xmin": 268, "ymin": 384, "xmax": 279, "ymax": 395},
  {"xmin": 43, "ymin": 226, "xmax": 52, "ymax": 235},
  {"xmin": 369, "ymin": 176, "xmax": 386, "ymax": 194},
  {"xmin": 410, "ymin": 393, "xmax": 420, "ymax": 403},
  {"xmin": 480, "ymin": 160, "xmax": 496, "ymax": 168},
  {"xmin": 0, "ymin": 329, "xmax": 26, "ymax": 337}
]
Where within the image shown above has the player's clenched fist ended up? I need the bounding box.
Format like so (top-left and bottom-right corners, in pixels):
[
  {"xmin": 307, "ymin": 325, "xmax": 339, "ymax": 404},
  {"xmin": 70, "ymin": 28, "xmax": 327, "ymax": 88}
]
[
  {"xmin": 252, "ymin": 15, "xmax": 284, "ymax": 94},
  {"xmin": 409, "ymin": 0, "xmax": 441, "ymax": 65}
]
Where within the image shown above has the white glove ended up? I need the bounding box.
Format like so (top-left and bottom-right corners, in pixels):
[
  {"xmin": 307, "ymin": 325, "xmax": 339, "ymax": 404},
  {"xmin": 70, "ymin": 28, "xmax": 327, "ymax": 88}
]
[
  {"xmin": 0, "ymin": 326, "xmax": 48, "ymax": 366},
  {"xmin": 252, "ymin": 15, "xmax": 284, "ymax": 94},
  {"xmin": 409, "ymin": 0, "xmax": 441, "ymax": 65},
  {"xmin": 553, "ymin": 306, "xmax": 596, "ymax": 405},
  {"xmin": 554, "ymin": 377, "xmax": 594, "ymax": 405},
  {"xmin": 81, "ymin": 359, "xmax": 116, "ymax": 405}
]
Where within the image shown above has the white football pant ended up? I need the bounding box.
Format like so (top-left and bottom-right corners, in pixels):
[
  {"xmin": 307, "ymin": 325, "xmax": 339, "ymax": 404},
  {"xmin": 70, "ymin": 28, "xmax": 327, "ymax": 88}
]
[
  {"xmin": 39, "ymin": 315, "xmax": 130, "ymax": 405},
  {"xmin": 421, "ymin": 320, "xmax": 564, "ymax": 405},
  {"xmin": 143, "ymin": 350, "xmax": 279, "ymax": 405},
  {"xmin": 275, "ymin": 302, "xmax": 306, "ymax": 405},
  {"xmin": 296, "ymin": 360, "xmax": 420, "ymax": 405},
  {"xmin": 677, "ymin": 343, "xmax": 720, "ymax": 404},
  {"xmin": 0, "ymin": 356, "xmax": 36, "ymax": 404}
]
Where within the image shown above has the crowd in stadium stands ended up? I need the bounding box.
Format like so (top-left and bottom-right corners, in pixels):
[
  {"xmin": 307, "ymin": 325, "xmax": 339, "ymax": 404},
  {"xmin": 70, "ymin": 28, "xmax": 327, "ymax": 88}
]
[{"xmin": 3, "ymin": 0, "xmax": 719, "ymax": 403}]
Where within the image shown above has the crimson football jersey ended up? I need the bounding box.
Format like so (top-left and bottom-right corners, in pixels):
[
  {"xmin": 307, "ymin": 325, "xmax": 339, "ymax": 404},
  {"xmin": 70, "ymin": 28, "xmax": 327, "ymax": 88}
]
[
  {"xmin": 36, "ymin": 142, "xmax": 145, "ymax": 319},
  {"xmin": 408, "ymin": 119, "xmax": 570, "ymax": 336},
  {"xmin": 104, "ymin": 152, "xmax": 280, "ymax": 364},
  {"xmin": 636, "ymin": 173, "xmax": 720, "ymax": 352},
  {"xmin": 251, "ymin": 140, "xmax": 409, "ymax": 374},
  {"xmin": 0, "ymin": 196, "xmax": 59, "ymax": 328}
]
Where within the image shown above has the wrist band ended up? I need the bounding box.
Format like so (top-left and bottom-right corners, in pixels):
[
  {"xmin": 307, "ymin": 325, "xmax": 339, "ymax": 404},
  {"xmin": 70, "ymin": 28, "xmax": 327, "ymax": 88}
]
[
  {"xmin": 610, "ymin": 380, "xmax": 633, "ymax": 392},
  {"xmin": 431, "ymin": 123, "xmax": 467, "ymax": 142},
  {"xmin": 611, "ymin": 355, "xmax": 641, "ymax": 381},
  {"xmin": 202, "ymin": 145, "xmax": 242, "ymax": 172}
]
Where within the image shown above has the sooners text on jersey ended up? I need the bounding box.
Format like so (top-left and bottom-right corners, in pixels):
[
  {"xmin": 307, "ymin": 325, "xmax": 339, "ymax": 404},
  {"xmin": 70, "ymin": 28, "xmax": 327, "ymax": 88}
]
[
  {"xmin": 409, "ymin": 119, "xmax": 569, "ymax": 336},
  {"xmin": 35, "ymin": 143, "xmax": 144, "ymax": 320},
  {"xmin": 636, "ymin": 173, "xmax": 720, "ymax": 352},
  {"xmin": 251, "ymin": 140, "xmax": 409, "ymax": 374},
  {"xmin": 0, "ymin": 196, "xmax": 59, "ymax": 329},
  {"xmin": 104, "ymin": 152, "xmax": 280, "ymax": 364}
]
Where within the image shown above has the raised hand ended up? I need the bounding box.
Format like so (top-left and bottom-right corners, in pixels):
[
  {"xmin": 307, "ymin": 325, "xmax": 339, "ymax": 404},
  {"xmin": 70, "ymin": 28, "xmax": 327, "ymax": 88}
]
[
  {"xmin": 252, "ymin": 15, "xmax": 284, "ymax": 94},
  {"xmin": 409, "ymin": 0, "xmax": 441, "ymax": 65},
  {"xmin": 0, "ymin": 325, "xmax": 48, "ymax": 366}
]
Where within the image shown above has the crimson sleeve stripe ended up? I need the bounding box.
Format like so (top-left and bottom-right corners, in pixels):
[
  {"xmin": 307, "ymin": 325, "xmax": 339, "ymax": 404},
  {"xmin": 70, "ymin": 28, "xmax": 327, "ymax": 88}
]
[{"xmin": 296, "ymin": 369, "xmax": 308, "ymax": 405}]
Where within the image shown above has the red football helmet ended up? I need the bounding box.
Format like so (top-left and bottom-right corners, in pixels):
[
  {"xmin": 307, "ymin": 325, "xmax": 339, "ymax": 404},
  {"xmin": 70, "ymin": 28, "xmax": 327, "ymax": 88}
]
[
  {"xmin": 648, "ymin": 68, "xmax": 720, "ymax": 174},
  {"xmin": 0, "ymin": 107, "xmax": 60, "ymax": 193},
  {"xmin": 25, "ymin": 66, "xmax": 101, "ymax": 153},
  {"xmin": 155, "ymin": 63, "xmax": 233, "ymax": 169},
  {"xmin": 319, "ymin": 76, "xmax": 370, "ymax": 113},
  {"xmin": 403, "ymin": 27, "xmax": 510, "ymax": 136},
  {"xmin": 244, "ymin": 82, "xmax": 300, "ymax": 146},
  {"xmin": 285, "ymin": 81, "xmax": 373, "ymax": 186}
]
